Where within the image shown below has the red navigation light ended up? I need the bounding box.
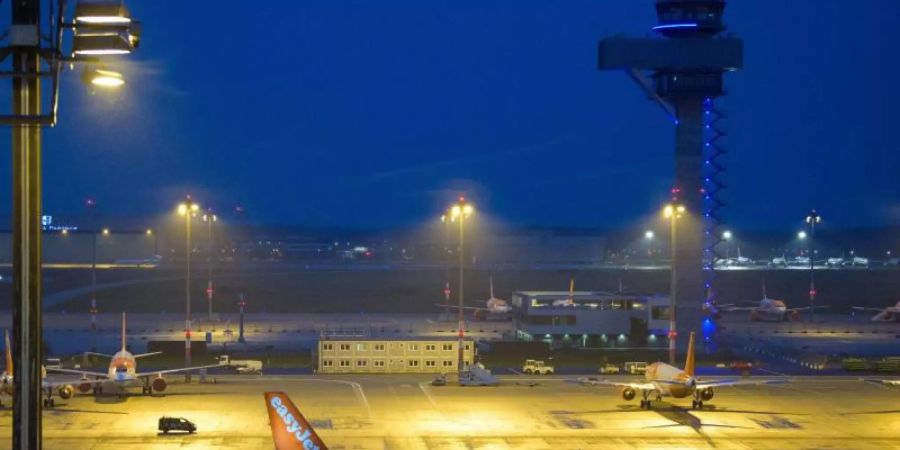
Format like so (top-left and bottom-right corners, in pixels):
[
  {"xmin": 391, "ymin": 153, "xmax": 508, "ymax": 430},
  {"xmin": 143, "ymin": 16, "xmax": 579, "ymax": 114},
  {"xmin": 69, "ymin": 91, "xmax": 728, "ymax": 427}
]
[
  {"xmin": 809, "ymin": 289, "xmax": 817, "ymax": 296},
  {"xmin": 667, "ymin": 330, "xmax": 678, "ymax": 338}
]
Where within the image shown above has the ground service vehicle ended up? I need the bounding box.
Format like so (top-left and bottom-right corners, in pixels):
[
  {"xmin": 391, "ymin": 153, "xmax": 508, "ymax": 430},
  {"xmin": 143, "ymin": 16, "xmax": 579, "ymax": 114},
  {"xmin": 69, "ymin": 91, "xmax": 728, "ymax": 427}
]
[
  {"xmin": 459, "ymin": 363, "xmax": 499, "ymax": 386},
  {"xmin": 158, "ymin": 417, "xmax": 196, "ymax": 434},
  {"xmin": 217, "ymin": 355, "xmax": 263, "ymax": 374},
  {"xmin": 624, "ymin": 361, "xmax": 647, "ymax": 374},
  {"xmin": 522, "ymin": 359, "xmax": 555, "ymax": 375},
  {"xmin": 598, "ymin": 364, "xmax": 621, "ymax": 374}
]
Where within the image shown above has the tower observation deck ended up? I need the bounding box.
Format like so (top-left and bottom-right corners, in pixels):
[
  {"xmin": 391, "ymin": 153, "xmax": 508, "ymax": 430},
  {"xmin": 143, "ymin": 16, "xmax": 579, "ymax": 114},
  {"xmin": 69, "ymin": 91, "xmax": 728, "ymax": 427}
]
[{"xmin": 597, "ymin": 0, "xmax": 743, "ymax": 353}]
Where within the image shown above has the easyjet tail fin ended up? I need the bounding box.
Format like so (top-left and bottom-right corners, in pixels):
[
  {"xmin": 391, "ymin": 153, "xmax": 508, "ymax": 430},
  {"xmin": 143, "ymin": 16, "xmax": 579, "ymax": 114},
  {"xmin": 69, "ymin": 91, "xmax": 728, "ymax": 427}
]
[
  {"xmin": 4, "ymin": 329, "xmax": 12, "ymax": 376},
  {"xmin": 264, "ymin": 392, "xmax": 328, "ymax": 450},
  {"xmin": 489, "ymin": 277, "xmax": 495, "ymax": 299},
  {"xmin": 684, "ymin": 331, "xmax": 696, "ymax": 377}
]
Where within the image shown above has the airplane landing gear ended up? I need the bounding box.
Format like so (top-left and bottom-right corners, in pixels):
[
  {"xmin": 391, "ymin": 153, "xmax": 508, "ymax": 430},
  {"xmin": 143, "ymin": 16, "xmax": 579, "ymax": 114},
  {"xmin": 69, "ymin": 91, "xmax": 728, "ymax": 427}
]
[
  {"xmin": 42, "ymin": 398, "xmax": 55, "ymax": 408},
  {"xmin": 692, "ymin": 392, "xmax": 704, "ymax": 409}
]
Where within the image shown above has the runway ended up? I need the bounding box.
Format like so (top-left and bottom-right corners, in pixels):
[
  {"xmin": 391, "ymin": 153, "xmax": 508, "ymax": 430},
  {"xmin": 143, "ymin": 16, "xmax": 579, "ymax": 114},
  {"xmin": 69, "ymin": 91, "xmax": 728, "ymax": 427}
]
[{"xmin": 1, "ymin": 375, "xmax": 897, "ymax": 449}]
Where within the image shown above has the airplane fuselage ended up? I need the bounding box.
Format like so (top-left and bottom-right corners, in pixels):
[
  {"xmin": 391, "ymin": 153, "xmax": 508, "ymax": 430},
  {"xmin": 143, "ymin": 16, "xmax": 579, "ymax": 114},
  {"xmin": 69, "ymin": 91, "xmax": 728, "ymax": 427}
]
[
  {"xmin": 108, "ymin": 350, "xmax": 138, "ymax": 382},
  {"xmin": 645, "ymin": 362, "xmax": 696, "ymax": 398}
]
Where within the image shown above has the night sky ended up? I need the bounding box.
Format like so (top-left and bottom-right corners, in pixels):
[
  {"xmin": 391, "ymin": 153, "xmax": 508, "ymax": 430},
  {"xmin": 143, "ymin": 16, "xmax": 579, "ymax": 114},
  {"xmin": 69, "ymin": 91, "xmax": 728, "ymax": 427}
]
[{"xmin": 2, "ymin": 1, "xmax": 898, "ymax": 230}]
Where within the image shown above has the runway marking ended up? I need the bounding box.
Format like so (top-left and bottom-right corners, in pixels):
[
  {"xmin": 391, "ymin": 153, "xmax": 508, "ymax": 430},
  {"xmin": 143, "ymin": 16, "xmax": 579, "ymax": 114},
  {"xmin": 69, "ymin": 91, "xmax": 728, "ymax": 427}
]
[{"xmin": 417, "ymin": 382, "xmax": 439, "ymax": 408}]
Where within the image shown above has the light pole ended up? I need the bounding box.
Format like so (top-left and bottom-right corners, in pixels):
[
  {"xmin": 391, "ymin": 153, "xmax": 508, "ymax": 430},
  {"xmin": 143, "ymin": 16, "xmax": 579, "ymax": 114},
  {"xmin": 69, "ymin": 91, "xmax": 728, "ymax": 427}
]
[
  {"xmin": 203, "ymin": 210, "xmax": 218, "ymax": 322},
  {"xmin": 235, "ymin": 205, "xmax": 247, "ymax": 343},
  {"xmin": 85, "ymin": 198, "xmax": 99, "ymax": 333},
  {"xmin": 1, "ymin": 2, "xmax": 140, "ymax": 446},
  {"xmin": 178, "ymin": 200, "xmax": 200, "ymax": 381},
  {"xmin": 664, "ymin": 203, "xmax": 685, "ymax": 365},
  {"xmin": 440, "ymin": 215, "xmax": 452, "ymax": 320},
  {"xmin": 805, "ymin": 210, "xmax": 821, "ymax": 323},
  {"xmin": 644, "ymin": 230, "xmax": 655, "ymax": 264},
  {"xmin": 447, "ymin": 198, "xmax": 474, "ymax": 374},
  {"xmin": 721, "ymin": 230, "xmax": 733, "ymax": 260}
]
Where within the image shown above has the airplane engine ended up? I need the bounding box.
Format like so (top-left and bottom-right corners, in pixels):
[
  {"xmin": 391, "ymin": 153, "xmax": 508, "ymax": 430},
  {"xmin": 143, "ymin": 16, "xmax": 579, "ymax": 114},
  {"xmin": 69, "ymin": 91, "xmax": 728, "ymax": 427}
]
[
  {"xmin": 789, "ymin": 310, "xmax": 801, "ymax": 321},
  {"xmin": 57, "ymin": 384, "xmax": 74, "ymax": 399},
  {"xmin": 152, "ymin": 377, "xmax": 167, "ymax": 393},
  {"xmin": 700, "ymin": 388, "xmax": 714, "ymax": 401},
  {"xmin": 749, "ymin": 311, "xmax": 760, "ymax": 321},
  {"xmin": 621, "ymin": 387, "xmax": 636, "ymax": 401},
  {"xmin": 77, "ymin": 382, "xmax": 93, "ymax": 393}
]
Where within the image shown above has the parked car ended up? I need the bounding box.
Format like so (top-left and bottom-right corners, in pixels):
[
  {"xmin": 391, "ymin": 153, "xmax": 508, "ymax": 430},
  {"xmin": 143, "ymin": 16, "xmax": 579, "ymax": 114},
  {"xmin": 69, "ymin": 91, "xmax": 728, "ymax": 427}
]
[{"xmin": 158, "ymin": 417, "xmax": 196, "ymax": 434}]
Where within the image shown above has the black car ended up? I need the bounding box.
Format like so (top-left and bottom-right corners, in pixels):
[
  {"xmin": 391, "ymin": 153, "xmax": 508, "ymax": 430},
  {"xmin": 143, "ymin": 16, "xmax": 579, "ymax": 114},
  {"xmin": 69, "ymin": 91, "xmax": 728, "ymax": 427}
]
[{"xmin": 158, "ymin": 417, "xmax": 196, "ymax": 434}]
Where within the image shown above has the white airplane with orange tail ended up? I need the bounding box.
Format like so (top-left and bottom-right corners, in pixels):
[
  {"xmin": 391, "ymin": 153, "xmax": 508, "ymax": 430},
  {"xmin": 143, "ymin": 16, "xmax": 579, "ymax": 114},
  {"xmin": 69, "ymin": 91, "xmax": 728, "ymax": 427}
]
[
  {"xmin": 572, "ymin": 332, "xmax": 785, "ymax": 409},
  {"xmin": 265, "ymin": 391, "xmax": 328, "ymax": 450},
  {"xmin": 722, "ymin": 281, "xmax": 826, "ymax": 322},
  {"xmin": 852, "ymin": 302, "xmax": 900, "ymax": 322},
  {"xmin": 0, "ymin": 330, "xmax": 88, "ymax": 407},
  {"xmin": 50, "ymin": 313, "xmax": 219, "ymax": 397}
]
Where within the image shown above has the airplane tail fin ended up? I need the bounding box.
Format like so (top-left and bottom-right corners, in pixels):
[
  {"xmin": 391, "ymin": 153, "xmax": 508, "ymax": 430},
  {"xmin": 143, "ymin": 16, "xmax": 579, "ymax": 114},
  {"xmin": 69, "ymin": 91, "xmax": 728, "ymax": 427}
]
[
  {"xmin": 121, "ymin": 312, "xmax": 127, "ymax": 352},
  {"xmin": 761, "ymin": 278, "xmax": 768, "ymax": 300},
  {"xmin": 4, "ymin": 329, "xmax": 12, "ymax": 376},
  {"xmin": 684, "ymin": 331, "xmax": 696, "ymax": 377},
  {"xmin": 489, "ymin": 276, "xmax": 494, "ymax": 299},
  {"xmin": 264, "ymin": 392, "xmax": 328, "ymax": 450},
  {"xmin": 569, "ymin": 278, "xmax": 574, "ymax": 298}
]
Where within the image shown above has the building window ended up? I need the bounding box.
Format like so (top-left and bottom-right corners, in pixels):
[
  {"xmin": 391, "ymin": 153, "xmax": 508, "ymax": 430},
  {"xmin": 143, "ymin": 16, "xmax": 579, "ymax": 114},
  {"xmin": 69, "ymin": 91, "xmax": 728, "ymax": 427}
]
[
  {"xmin": 425, "ymin": 344, "xmax": 436, "ymax": 351},
  {"xmin": 356, "ymin": 343, "xmax": 367, "ymax": 351},
  {"xmin": 356, "ymin": 360, "xmax": 367, "ymax": 367},
  {"xmin": 464, "ymin": 344, "xmax": 470, "ymax": 351},
  {"xmin": 374, "ymin": 360, "xmax": 385, "ymax": 367},
  {"xmin": 442, "ymin": 344, "xmax": 453, "ymax": 351},
  {"xmin": 339, "ymin": 360, "xmax": 351, "ymax": 367},
  {"xmin": 409, "ymin": 344, "xmax": 419, "ymax": 351},
  {"xmin": 339, "ymin": 344, "xmax": 351, "ymax": 351},
  {"xmin": 425, "ymin": 360, "xmax": 436, "ymax": 367},
  {"xmin": 323, "ymin": 344, "xmax": 333, "ymax": 351},
  {"xmin": 323, "ymin": 360, "xmax": 333, "ymax": 367},
  {"xmin": 651, "ymin": 306, "xmax": 672, "ymax": 320},
  {"xmin": 374, "ymin": 344, "xmax": 385, "ymax": 351},
  {"xmin": 442, "ymin": 360, "xmax": 453, "ymax": 367},
  {"xmin": 408, "ymin": 360, "xmax": 420, "ymax": 367}
]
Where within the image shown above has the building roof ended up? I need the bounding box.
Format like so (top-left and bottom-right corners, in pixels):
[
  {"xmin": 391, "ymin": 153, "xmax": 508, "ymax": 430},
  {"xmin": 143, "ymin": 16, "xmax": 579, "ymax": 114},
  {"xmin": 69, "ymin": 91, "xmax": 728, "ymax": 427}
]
[{"xmin": 319, "ymin": 336, "xmax": 474, "ymax": 342}]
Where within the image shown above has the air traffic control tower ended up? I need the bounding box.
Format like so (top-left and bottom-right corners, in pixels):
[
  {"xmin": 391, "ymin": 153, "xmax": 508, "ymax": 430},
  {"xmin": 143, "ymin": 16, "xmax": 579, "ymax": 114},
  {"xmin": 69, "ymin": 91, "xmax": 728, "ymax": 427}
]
[{"xmin": 597, "ymin": 1, "xmax": 743, "ymax": 349}]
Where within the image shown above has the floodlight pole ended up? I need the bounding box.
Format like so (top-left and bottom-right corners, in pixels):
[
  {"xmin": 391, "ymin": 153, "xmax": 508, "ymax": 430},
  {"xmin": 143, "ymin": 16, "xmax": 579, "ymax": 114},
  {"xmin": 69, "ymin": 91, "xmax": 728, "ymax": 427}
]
[{"xmin": 10, "ymin": 0, "xmax": 44, "ymax": 447}]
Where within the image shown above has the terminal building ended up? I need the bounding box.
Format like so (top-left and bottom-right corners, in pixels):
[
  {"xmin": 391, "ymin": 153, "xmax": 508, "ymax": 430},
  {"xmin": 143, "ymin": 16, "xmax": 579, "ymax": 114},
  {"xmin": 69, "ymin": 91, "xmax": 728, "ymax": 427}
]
[
  {"xmin": 510, "ymin": 291, "xmax": 671, "ymax": 348},
  {"xmin": 317, "ymin": 337, "xmax": 475, "ymax": 374}
]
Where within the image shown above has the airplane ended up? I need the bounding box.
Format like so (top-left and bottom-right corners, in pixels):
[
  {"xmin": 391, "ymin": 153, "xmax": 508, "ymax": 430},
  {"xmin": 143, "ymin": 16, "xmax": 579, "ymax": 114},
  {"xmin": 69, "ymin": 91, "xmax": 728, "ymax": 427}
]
[
  {"xmin": 49, "ymin": 313, "xmax": 219, "ymax": 397},
  {"xmin": 863, "ymin": 379, "xmax": 900, "ymax": 387},
  {"xmin": 436, "ymin": 277, "xmax": 512, "ymax": 317},
  {"xmin": 722, "ymin": 281, "xmax": 824, "ymax": 321},
  {"xmin": 552, "ymin": 278, "xmax": 577, "ymax": 307},
  {"xmin": 851, "ymin": 302, "xmax": 900, "ymax": 322},
  {"xmin": 265, "ymin": 391, "xmax": 328, "ymax": 450},
  {"xmin": 571, "ymin": 332, "xmax": 784, "ymax": 409},
  {"xmin": 718, "ymin": 248, "xmax": 753, "ymax": 267},
  {"xmin": 1, "ymin": 330, "xmax": 84, "ymax": 408}
]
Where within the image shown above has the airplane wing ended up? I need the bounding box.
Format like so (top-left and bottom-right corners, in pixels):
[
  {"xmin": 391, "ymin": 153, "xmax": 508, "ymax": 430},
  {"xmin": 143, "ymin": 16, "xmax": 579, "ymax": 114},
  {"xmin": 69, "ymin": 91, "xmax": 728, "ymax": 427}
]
[
  {"xmin": 41, "ymin": 377, "xmax": 105, "ymax": 388},
  {"xmin": 45, "ymin": 367, "xmax": 108, "ymax": 378},
  {"xmin": 851, "ymin": 307, "xmax": 884, "ymax": 312},
  {"xmin": 568, "ymin": 377, "xmax": 657, "ymax": 390},
  {"xmin": 434, "ymin": 304, "xmax": 485, "ymax": 312},
  {"xmin": 785, "ymin": 305, "xmax": 829, "ymax": 312},
  {"xmin": 696, "ymin": 378, "xmax": 789, "ymax": 389},
  {"xmin": 133, "ymin": 351, "xmax": 164, "ymax": 359},
  {"xmin": 134, "ymin": 363, "xmax": 222, "ymax": 378},
  {"xmin": 862, "ymin": 378, "xmax": 900, "ymax": 387},
  {"xmin": 721, "ymin": 306, "xmax": 757, "ymax": 312}
]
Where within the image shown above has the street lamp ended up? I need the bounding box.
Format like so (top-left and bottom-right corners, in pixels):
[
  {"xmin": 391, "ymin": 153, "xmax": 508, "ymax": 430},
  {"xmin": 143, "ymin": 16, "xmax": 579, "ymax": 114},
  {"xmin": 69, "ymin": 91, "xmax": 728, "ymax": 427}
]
[
  {"xmin": 177, "ymin": 199, "xmax": 200, "ymax": 381},
  {"xmin": 202, "ymin": 210, "xmax": 218, "ymax": 322},
  {"xmin": 644, "ymin": 230, "xmax": 654, "ymax": 240},
  {"xmin": 1, "ymin": 0, "xmax": 142, "ymax": 445},
  {"xmin": 447, "ymin": 197, "xmax": 474, "ymax": 374},
  {"xmin": 82, "ymin": 67, "xmax": 125, "ymax": 88},
  {"xmin": 721, "ymin": 230, "xmax": 732, "ymax": 259},
  {"xmin": 644, "ymin": 230, "xmax": 655, "ymax": 264},
  {"xmin": 440, "ymin": 215, "xmax": 452, "ymax": 319},
  {"xmin": 663, "ymin": 202, "xmax": 685, "ymax": 365},
  {"xmin": 805, "ymin": 210, "xmax": 821, "ymax": 323},
  {"xmin": 797, "ymin": 230, "xmax": 807, "ymax": 240}
]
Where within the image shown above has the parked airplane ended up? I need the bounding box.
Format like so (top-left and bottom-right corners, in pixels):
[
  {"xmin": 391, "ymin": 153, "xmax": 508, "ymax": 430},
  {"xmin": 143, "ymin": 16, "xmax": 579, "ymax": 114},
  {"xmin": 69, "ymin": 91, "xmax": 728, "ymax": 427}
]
[
  {"xmin": 572, "ymin": 332, "xmax": 783, "ymax": 409},
  {"xmin": 265, "ymin": 391, "xmax": 328, "ymax": 450},
  {"xmin": 1, "ymin": 330, "xmax": 82, "ymax": 407},
  {"xmin": 723, "ymin": 281, "xmax": 822, "ymax": 321},
  {"xmin": 852, "ymin": 302, "xmax": 900, "ymax": 322},
  {"xmin": 437, "ymin": 277, "xmax": 512, "ymax": 317},
  {"xmin": 863, "ymin": 379, "xmax": 900, "ymax": 387},
  {"xmin": 50, "ymin": 313, "xmax": 219, "ymax": 397},
  {"xmin": 552, "ymin": 278, "xmax": 576, "ymax": 307}
]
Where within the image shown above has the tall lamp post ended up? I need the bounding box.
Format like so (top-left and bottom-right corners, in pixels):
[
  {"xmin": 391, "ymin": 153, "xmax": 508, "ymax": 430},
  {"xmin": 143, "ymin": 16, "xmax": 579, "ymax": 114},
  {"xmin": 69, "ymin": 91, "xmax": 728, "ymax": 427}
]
[
  {"xmin": 178, "ymin": 200, "xmax": 200, "ymax": 382},
  {"xmin": 664, "ymin": 203, "xmax": 685, "ymax": 365},
  {"xmin": 721, "ymin": 230, "xmax": 733, "ymax": 260},
  {"xmin": 203, "ymin": 210, "xmax": 218, "ymax": 322},
  {"xmin": 85, "ymin": 198, "xmax": 99, "ymax": 333},
  {"xmin": 440, "ymin": 214, "xmax": 452, "ymax": 320},
  {"xmin": 447, "ymin": 198, "xmax": 474, "ymax": 374},
  {"xmin": 805, "ymin": 210, "xmax": 821, "ymax": 323},
  {"xmin": 1, "ymin": 2, "xmax": 141, "ymax": 447},
  {"xmin": 644, "ymin": 230, "xmax": 655, "ymax": 265}
]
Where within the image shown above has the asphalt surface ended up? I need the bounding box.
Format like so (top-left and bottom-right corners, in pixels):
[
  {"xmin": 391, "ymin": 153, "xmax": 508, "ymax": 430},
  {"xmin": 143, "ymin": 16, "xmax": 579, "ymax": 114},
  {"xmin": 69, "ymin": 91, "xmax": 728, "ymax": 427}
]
[{"xmin": 0, "ymin": 374, "xmax": 897, "ymax": 449}]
